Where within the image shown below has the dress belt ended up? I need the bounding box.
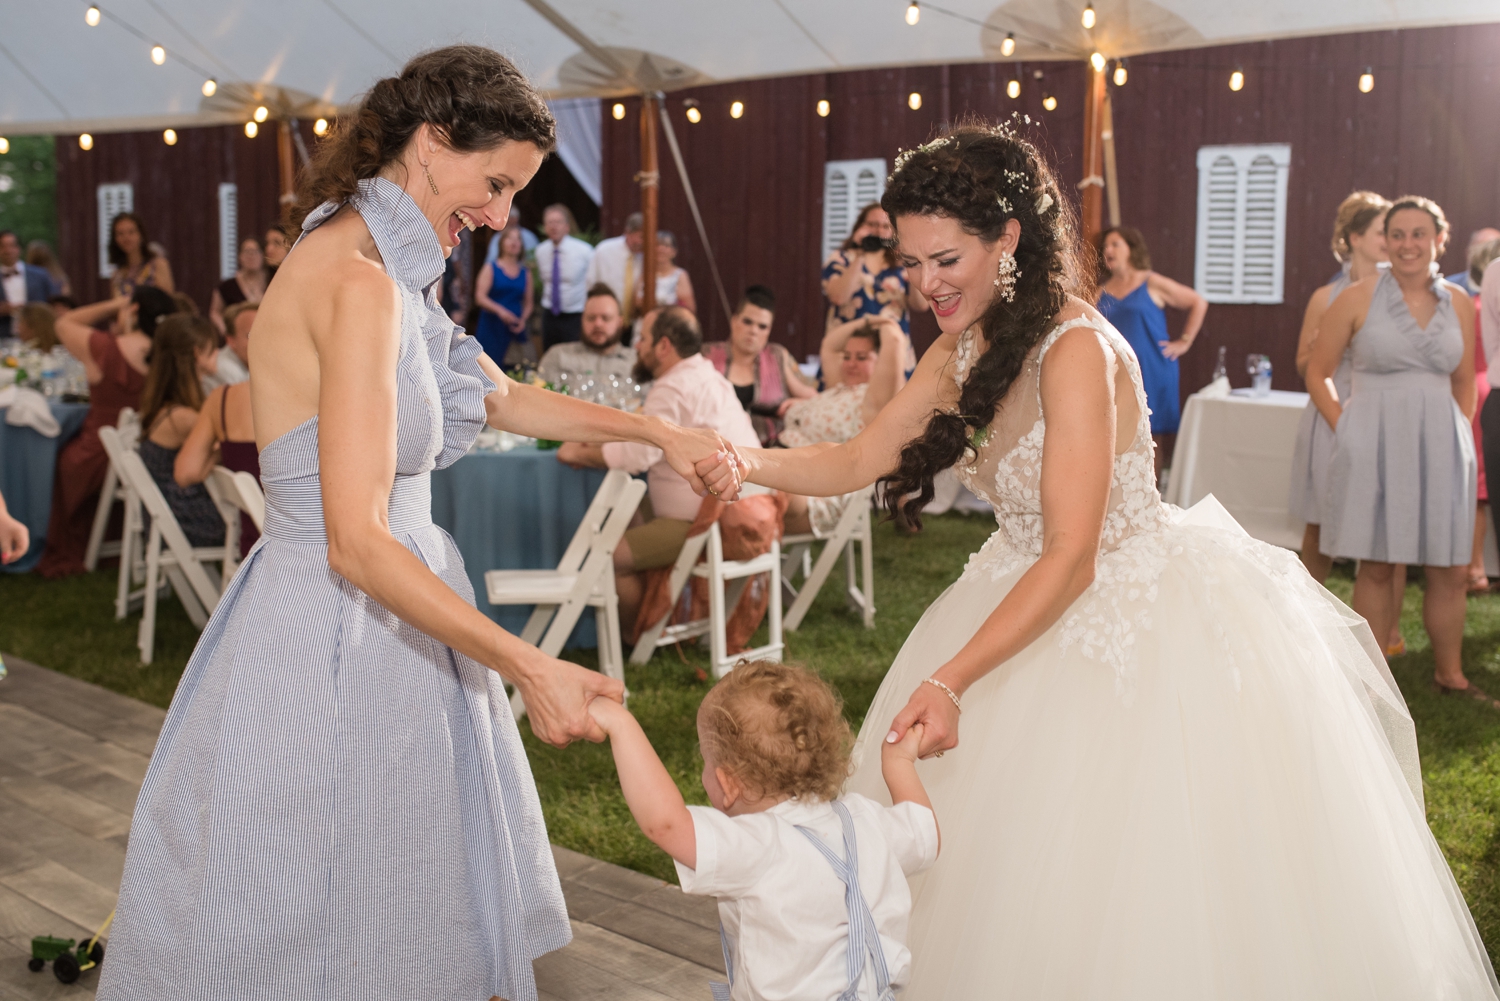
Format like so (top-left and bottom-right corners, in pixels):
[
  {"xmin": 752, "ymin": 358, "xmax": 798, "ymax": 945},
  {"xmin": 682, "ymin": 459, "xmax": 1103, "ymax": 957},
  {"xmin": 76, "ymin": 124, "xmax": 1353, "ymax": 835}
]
[
  {"xmin": 263, "ymin": 473, "xmax": 434, "ymax": 544},
  {"xmin": 1350, "ymin": 369, "xmax": 1452, "ymax": 395}
]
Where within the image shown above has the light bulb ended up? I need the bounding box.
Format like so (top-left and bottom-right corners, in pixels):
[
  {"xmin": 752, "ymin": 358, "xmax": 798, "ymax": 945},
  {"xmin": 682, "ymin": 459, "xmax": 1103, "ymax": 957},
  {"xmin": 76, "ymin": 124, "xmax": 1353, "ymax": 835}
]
[
  {"xmin": 244, "ymin": 121, "xmax": 258, "ymax": 138},
  {"xmin": 906, "ymin": 2, "xmax": 920, "ymax": 26},
  {"xmin": 0, "ymin": 138, "xmax": 9, "ymax": 155},
  {"xmin": 202, "ymin": 78, "xmax": 217, "ymax": 97},
  {"xmin": 85, "ymin": 5, "xmax": 100, "ymax": 26},
  {"xmin": 314, "ymin": 118, "xmax": 329, "ymax": 136},
  {"xmin": 686, "ymin": 106, "xmax": 701, "ymax": 123},
  {"xmin": 1001, "ymin": 32, "xmax": 1016, "ymax": 57},
  {"xmin": 908, "ymin": 92, "xmax": 922, "ymax": 110},
  {"xmin": 1090, "ymin": 51, "xmax": 1106, "ymax": 73},
  {"xmin": 1042, "ymin": 94, "xmax": 1057, "ymax": 111},
  {"xmin": 1007, "ymin": 79, "xmax": 1021, "ymax": 99},
  {"xmin": 1358, "ymin": 68, "xmax": 1374, "ymax": 93},
  {"xmin": 816, "ymin": 99, "xmax": 830, "ymax": 117},
  {"xmin": 1229, "ymin": 68, "xmax": 1244, "ymax": 92},
  {"xmin": 611, "ymin": 103, "xmax": 625, "ymax": 120},
  {"xmin": 163, "ymin": 129, "xmax": 177, "ymax": 145},
  {"xmin": 253, "ymin": 105, "xmax": 269, "ymax": 123},
  {"xmin": 1113, "ymin": 61, "xmax": 1128, "ymax": 86},
  {"xmin": 78, "ymin": 134, "xmax": 94, "ymax": 150},
  {"xmin": 151, "ymin": 45, "xmax": 165, "ymax": 65},
  {"xmin": 1082, "ymin": 4, "xmax": 1095, "ymax": 29},
  {"xmin": 730, "ymin": 101, "xmax": 744, "ymax": 119}
]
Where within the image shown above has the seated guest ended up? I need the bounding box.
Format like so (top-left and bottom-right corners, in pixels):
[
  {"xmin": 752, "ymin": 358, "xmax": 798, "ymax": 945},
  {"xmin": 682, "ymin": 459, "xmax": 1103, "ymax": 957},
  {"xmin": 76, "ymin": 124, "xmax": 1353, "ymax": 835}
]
[
  {"xmin": 538, "ymin": 284, "xmax": 636, "ymax": 387},
  {"xmin": 557, "ymin": 306, "xmax": 759, "ymax": 626},
  {"xmin": 586, "ymin": 212, "xmax": 643, "ymax": 323},
  {"xmin": 263, "ymin": 223, "xmax": 291, "ymax": 270},
  {"xmin": 177, "ymin": 305, "xmax": 262, "ymax": 558},
  {"xmin": 203, "ymin": 301, "xmax": 254, "ymax": 391},
  {"xmin": 137, "ymin": 315, "xmax": 225, "ymax": 548},
  {"xmin": 15, "ymin": 302, "xmax": 59, "ymax": 351},
  {"xmin": 635, "ymin": 231, "xmax": 696, "ymax": 315},
  {"xmin": 702, "ymin": 285, "xmax": 817, "ymax": 446},
  {"xmin": 208, "ymin": 237, "xmax": 270, "ymax": 335},
  {"xmin": 25, "ymin": 240, "xmax": 71, "ymax": 299},
  {"xmin": 474, "ymin": 226, "xmax": 532, "ymax": 367},
  {"xmin": 781, "ymin": 316, "xmax": 906, "ymax": 536},
  {"xmin": 39, "ymin": 287, "xmax": 181, "ymax": 577}
]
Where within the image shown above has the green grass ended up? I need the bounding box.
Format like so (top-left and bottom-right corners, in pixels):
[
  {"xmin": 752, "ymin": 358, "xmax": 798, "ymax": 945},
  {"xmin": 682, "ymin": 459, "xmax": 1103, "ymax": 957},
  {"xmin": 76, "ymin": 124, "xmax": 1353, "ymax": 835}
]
[{"xmin": 7, "ymin": 516, "xmax": 1500, "ymax": 964}]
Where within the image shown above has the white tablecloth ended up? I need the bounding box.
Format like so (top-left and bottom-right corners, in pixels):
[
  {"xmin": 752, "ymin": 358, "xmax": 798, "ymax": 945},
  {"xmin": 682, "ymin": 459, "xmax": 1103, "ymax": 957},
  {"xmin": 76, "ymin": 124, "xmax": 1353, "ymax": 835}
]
[{"xmin": 1164, "ymin": 389, "xmax": 1309, "ymax": 550}]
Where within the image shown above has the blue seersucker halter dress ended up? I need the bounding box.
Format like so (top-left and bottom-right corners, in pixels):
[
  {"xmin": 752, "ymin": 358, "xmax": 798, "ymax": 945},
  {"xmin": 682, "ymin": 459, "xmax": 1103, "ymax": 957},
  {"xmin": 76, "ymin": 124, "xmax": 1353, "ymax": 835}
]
[{"xmin": 98, "ymin": 178, "xmax": 570, "ymax": 1001}]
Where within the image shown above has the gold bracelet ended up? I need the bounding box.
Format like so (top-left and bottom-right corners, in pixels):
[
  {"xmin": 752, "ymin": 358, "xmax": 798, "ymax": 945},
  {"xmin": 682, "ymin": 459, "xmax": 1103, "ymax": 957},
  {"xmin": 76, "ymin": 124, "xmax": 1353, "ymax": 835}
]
[{"xmin": 922, "ymin": 677, "xmax": 962, "ymax": 714}]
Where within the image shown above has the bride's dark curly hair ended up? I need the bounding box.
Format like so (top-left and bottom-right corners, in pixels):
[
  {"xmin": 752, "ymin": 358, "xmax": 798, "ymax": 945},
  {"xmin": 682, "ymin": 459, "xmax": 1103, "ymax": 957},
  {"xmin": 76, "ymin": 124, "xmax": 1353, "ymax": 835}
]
[{"xmin": 878, "ymin": 122, "xmax": 1090, "ymax": 527}]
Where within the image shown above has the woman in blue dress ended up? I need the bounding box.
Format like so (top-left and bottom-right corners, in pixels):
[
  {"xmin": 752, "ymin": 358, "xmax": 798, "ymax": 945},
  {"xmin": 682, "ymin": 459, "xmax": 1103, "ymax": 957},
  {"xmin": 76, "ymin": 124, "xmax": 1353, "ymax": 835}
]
[
  {"xmin": 1095, "ymin": 226, "xmax": 1208, "ymax": 476},
  {"xmin": 475, "ymin": 225, "xmax": 531, "ymax": 367},
  {"xmin": 99, "ymin": 47, "xmax": 736, "ymax": 1001}
]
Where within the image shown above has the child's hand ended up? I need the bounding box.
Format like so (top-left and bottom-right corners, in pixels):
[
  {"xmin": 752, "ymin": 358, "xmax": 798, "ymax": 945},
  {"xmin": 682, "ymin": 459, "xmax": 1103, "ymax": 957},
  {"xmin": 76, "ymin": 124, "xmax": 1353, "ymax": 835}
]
[
  {"xmin": 883, "ymin": 722, "xmax": 925, "ymax": 764},
  {"xmin": 587, "ymin": 695, "xmax": 630, "ymax": 734}
]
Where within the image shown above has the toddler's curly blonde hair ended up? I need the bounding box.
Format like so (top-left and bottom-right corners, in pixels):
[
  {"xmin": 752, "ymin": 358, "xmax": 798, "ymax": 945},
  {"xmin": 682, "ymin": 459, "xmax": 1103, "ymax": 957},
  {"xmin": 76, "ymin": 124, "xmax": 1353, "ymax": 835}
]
[{"xmin": 697, "ymin": 660, "xmax": 853, "ymax": 802}]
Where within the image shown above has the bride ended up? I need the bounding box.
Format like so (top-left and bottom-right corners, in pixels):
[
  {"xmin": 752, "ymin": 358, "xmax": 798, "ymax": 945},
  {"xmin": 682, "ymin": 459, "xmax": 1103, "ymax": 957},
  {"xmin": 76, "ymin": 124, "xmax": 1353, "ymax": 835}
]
[{"xmin": 698, "ymin": 123, "xmax": 1499, "ymax": 997}]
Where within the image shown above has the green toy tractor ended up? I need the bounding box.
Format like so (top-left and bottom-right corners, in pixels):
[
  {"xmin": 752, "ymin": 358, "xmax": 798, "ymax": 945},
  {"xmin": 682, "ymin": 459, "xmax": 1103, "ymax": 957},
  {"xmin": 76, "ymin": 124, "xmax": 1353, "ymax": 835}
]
[{"xmin": 27, "ymin": 909, "xmax": 112, "ymax": 984}]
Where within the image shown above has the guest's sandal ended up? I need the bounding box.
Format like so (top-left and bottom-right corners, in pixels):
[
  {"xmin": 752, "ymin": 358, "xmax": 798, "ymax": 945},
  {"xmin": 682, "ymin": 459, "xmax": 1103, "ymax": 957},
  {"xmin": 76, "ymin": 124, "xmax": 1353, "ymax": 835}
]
[
  {"xmin": 1385, "ymin": 636, "xmax": 1407, "ymax": 657},
  {"xmin": 1432, "ymin": 679, "xmax": 1500, "ymax": 710}
]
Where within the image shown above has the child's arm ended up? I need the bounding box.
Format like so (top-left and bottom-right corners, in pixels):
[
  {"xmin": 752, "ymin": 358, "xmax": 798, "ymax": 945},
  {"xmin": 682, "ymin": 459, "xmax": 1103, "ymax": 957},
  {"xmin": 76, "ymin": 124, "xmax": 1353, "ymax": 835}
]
[
  {"xmin": 590, "ymin": 698, "xmax": 698, "ymax": 868},
  {"xmin": 882, "ymin": 723, "xmax": 939, "ymax": 850}
]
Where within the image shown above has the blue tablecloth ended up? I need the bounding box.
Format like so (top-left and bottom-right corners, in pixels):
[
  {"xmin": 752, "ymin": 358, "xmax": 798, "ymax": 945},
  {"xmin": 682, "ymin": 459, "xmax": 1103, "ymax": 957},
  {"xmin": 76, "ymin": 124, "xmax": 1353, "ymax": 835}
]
[
  {"xmin": 431, "ymin": 446, "xmax": 609, "ymax": 648},
  {"xmin": 0, "ymin": 402, "xmax": 90, "ymax": 573}
]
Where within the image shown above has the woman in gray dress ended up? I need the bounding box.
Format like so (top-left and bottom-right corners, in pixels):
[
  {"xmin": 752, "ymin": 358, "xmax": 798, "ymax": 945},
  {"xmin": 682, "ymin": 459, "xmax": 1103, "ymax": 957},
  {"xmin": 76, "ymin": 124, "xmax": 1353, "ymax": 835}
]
[
  {"xmin": 1309, "ymin": 196, "xmax": 1484, "ymax": 704},
  {"xmin": 99, "ymin": 48, "xmax": 736, "ymax": 1001}
]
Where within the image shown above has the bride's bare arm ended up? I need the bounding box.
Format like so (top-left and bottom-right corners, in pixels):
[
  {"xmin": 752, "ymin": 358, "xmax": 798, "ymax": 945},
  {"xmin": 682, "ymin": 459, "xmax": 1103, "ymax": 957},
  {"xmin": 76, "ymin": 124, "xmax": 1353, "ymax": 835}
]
[
  {"xmin": 319, "ymin": 264, "xmax": 620, "ymax": 747},
  {"xmin": 886, "ymin": 327, "xmax": 1117, "ymax": 757}
]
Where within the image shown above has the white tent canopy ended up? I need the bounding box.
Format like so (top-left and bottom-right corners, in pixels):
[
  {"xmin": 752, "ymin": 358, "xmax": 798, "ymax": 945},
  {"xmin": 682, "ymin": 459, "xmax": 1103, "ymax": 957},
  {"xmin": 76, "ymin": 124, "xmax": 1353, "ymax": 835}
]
[{"xmin": 0, "ymin": 0, "xmax": 1496, "ymax": 135}]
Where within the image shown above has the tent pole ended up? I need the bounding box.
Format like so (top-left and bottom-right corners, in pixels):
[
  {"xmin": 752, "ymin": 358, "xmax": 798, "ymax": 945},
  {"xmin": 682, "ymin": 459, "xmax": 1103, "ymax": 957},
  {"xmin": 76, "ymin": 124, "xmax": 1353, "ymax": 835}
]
[
  {"xmin": 276, "ymin": 120, "xmax": 297, "ymax": 222},
  {"xmin": 656, "ymin": 97, "xmax": 735, "ymax": 327},
  {"xmin": 1079, "ymin": 63, "xmax": 1106, "ymax": 247},
  {"xmin": 1101, "ymin": 89, "xmax": 1121, "ymax": 228},
  {"xmin": 639, "ymin": 93, "xmax": 660, "ymax": 317}
]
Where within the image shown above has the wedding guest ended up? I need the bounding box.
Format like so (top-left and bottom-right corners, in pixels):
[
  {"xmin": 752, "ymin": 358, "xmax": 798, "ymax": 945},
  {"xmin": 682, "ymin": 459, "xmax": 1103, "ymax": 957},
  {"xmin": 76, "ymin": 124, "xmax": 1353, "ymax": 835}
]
[
  {"xmin": 14, "ymin": 302, "xmax": 59, "ymax": 351},
  {"xmin": 485, "ymin": 204, "xmax": 539, "ymax": 261},
  {"xmin": 263, "ymin": 223, "xmax": 292, "ymax": 269},
  {"xmin": 1290, "ymin": 191, "xmax": 1390, "ymax": 582},
  {"xmin": 822, "ymin": 203, "xmax": 928, "ymax": 335},
  {"xmin": 0, "ymin": 486, "xmax": 28, "ymax": 565},
  {"xmin": 538, "ymin": 284, "xmax": 635, "ymax": 386},
  {"xmin": 557, "ymin": 306, "xmax": 759, "ymax": 626},
  {"xmin": 1482, "ymin": 251, "xmax": 1500, "ymax": 574},
  {"xmin": 1468, "ymin": 237, "xmax": 1500, "ymax": 591},
  {"xmin": 588, "ymin": 660, "xmax": 937, "ymax": 1001},
  {"xmin": 209, "ymin": 236, "xmax": 270, "ymax": 335},
  {"xmin": 107, "ymin": 212, "xmax": 175, "ymax": 297},
  {"xmin": 702, "ymin": 285, "xmax": 817, "ymax": 446},
  {"xmin": 203, "ymin": 301, "xmax": 255, "ymax": 391},
  {"xmin": 586, "ymin": 212, "xmax": 643, "ymax": 323},
  {"xmin": 1311, "ymin": 197, "xmax": 1482, "ymax": 702},
  {"xmin": 25, "ymin": 240, "xmax": 71, "ymax": 298},
  {"xmin": 38, "ymin": 287, "xmax": 180, "ymax": 577},
  {"xmin": 474, "ymin": 225, "xmax": 531, "ymax": 367},
  {"xmin": 636, "ymin": 230, "xmax": 696, "ymax": 315},
  {"xmin": 137, "ymin": 314, "xmax": 225, "ymax": 548},
  {"xmin": 534, "ymin": 203, "xmax": 593, "ymax": 350},
  {"xmin": 1096, "ymin": 225, "xmax": 1208, "ymax": 475},
  {"xmin": 0, "ymin": 229, "xmax": 51, "ymax": 337},
  {"xmin": 1447, "ymin": 227, "xmax": 1500, "ymax": 294}
]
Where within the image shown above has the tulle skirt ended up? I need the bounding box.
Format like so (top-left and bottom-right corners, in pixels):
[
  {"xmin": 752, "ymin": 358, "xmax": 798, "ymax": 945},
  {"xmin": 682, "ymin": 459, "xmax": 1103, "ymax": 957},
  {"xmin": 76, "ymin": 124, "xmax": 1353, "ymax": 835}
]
[{"xmin": 846, "ymin": 499, "xmax": 1498, "ymax": 999}]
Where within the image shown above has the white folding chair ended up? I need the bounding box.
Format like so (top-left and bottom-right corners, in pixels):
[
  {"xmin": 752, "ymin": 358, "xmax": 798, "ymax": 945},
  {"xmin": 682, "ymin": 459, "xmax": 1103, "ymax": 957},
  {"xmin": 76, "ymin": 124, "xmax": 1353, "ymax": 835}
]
[
  {"xmin": 85, "ymin": 408, "xmax": 139, "ymax": 571},
  {"xmin": 98, "ymin": 424, "xmax": 147, "ymax": 621},
  {"xmin": 780, "ymin": 484, "xmax": 877, "ymax": 631},
  {"xmin": 484, "ymin": 470, "xmax": 647, "ymax": 719},
  {"xmin": 629, "ymin": 485, "xmax": 784, "ymax": 679},
  {"xmin": 202, "ymin": 474, "xmax": 242, "ymax": 587},
  {"xmin": 106, "ymin": 439, "xmax": 230, "ymax": 663},
  {"xmin": 210, "ymin": 467, "xmax": 265, "ymax": 533}
]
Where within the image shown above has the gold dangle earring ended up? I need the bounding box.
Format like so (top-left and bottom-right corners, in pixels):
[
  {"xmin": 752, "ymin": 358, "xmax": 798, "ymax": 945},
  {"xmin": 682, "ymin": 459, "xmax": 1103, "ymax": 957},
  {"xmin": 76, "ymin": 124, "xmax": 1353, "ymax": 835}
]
[
  {"xmin": 422, "ymin": 161, "xmax": 440, "ymax": 196},
  {"xmin": 994, "ymin": 252, "xmax": 1020, "ymax": 302}
]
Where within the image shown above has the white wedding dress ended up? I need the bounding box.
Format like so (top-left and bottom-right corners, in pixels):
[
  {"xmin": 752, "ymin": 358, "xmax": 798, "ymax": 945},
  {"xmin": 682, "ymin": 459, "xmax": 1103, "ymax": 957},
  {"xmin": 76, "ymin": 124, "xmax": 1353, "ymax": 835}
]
[{"xmin": 845, "ymin": 315, "xmax": 1500, "ymax": 999}]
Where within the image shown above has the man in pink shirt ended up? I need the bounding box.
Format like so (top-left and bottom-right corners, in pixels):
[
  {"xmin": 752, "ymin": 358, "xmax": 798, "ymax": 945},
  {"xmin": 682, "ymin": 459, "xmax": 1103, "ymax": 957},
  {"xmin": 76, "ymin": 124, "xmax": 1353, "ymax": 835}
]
[{"xmin": 559, "ymin": 306, "xmax": 759, "ymax": 624}]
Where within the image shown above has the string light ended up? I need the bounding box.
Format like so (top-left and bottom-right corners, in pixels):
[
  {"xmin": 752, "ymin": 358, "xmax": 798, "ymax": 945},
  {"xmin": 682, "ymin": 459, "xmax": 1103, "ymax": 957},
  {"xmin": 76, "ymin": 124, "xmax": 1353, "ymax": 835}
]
[
  {"xmin": 1001, "ymin": 33, "xmax": 1016, "ymax": 57},
  {"xmin": 907, "ymin": 91, "xmax": 922, "ymax": 110},
  {"xmin": 78, "ymin": 134, "xmax": 94, "ymax": 150},
  {"xmin": 244, "ymin": 121, "xmax": 258, "ymax": 138},
  {"xmin": 816, "ymin": 98, "xmax": 830, "ymax": 117},
  {"xmin": 1359, "ymin": 67, "xmax": 1374, "ymax": 93},
  {"xmin": 1081, "ymin": 4, "xmax": 1096, "ymax": 29},
  {"xmin": 85, "ymin": 5, "xmax": 100, "ymax": 26},
  {"xmin": 1090, "ymin": 51, "xmax": 1106, "ymax": 73},
  {"xmin": 1229, "ymin": 67, "xmax": 1244, "ymax": 91},
  {"xmin": 730, "ymin": 100, "xmax": 744, "ymax": 119},
  {"xmin": 686, "ymin": 106, "xmax": 701, "ymax": 123},
  {"xmin": 163, "ymin": 128, "xmax": 177, "ymax": 145},
  {"xmin": 1113, "ymin": 59, "xmax": 1128, "ymax": 86},
  {"xmin": 611, "ymin": 103, "xmax": 625, "ymax": 120},
  {"xmin": 314, "ymin": 118, "xmax": 329, "ymax": 136},
  {"xmin": 1042, "ymin": 94, "xmax": 1058, "ymax": 111},
  {"xmin": 905, "ymin": 1, "xmax": 920, "ymax": 25},
  {"xmin": 253, "ymin": 105, "xmax": 269, "ymax": 123},
  {"xmin": 1007, "ymin": 79, "xmax": 1021, "ymax": 99},
  {"xmin": 151, "ymin": 45, "xmax": 165, "ymax": 65},
  {"xmin": 202, "ymin": 78, "xmax": 217, "ymax": 97},
  {"xmin": 0, "ymin": 138, "xmax": 8, "ymax": 155}
]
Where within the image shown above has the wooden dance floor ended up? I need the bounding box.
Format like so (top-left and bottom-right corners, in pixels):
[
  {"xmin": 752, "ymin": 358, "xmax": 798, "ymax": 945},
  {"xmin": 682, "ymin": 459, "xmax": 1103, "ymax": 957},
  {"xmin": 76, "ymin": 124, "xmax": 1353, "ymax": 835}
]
[{"xmin": 0, "ymin": 655, "xmax": 723, "ymax": 1000}]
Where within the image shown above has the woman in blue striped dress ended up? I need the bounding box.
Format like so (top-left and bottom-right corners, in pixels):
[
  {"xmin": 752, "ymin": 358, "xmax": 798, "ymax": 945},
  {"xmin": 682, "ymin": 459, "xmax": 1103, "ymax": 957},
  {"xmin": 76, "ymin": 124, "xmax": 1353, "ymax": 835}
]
[{"xmin": 99, "ymin": 48, "xmax": 735, "ymax": 1001}]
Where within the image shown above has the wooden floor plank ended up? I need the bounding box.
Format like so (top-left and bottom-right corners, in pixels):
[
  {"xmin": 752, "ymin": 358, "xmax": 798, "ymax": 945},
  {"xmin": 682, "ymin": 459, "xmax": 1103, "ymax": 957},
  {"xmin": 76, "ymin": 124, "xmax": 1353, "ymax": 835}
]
[
  {"xmin": 0, "ymin": 779, "xmax": 132, "ymax": 842},
  {"xmin": 0, "ymin": 937, "xmax": 96, "ymax": 999},
  {"xmin": 0, "ymin": 864, "xmax": 117, "ymax": 934},
  {"xmin": 21, "ymin": 763, "xmax": 139, "ymax": 820},
  {"xmin": 0, "ymin": 802, "xmax": 126, "ymax": 891},
  {"xmin": 0, "ymin": 885, "xmax": 92, "ymax": 945},
  {"xmin": 534, "ymin": 921, "xmax": 715, "ymax": 1001},
  {"xmin": 0, "ymin": 708, "xmax": 149, "ymax": 787}
]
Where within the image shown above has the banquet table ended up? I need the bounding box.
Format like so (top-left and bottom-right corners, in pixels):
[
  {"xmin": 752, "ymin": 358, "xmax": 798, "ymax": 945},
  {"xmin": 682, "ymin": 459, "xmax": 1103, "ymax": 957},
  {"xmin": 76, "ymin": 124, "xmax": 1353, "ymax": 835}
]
[
  {"xmin": 1163, "ymin": 389, "xmax": 1309, "ymax": 551},
  {"xmin": 0, "ymin": 401, "xmax": 90, "ymax": 573},
  {"xmin": 431, "ymin": 445, "xmax": 610, "ymax": 648}
]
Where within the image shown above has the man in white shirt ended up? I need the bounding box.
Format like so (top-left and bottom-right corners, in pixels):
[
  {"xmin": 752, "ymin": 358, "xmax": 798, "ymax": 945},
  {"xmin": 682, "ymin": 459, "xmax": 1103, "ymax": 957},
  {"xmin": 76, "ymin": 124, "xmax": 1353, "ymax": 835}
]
[
  {"xmin": 585, "ymin": 212, "xmax": 644, "ymax": 326},
  {"xmin": 0, "ymin": 230, "xmax": 51, "ymax": 338},
  {"xmin": 203, "ymin": 301, "xmax": 254, "ymax": 391},
  {"xmin": 534, "ymin": 204, "xmax": 594, "ymax": 351},
  {"xmin": 558, "ymin": 306, "xmax": 759, "ymax": 625},
  {"xmin": 537, "ymin": 284, "xmax": 636, "ymax": 387}
]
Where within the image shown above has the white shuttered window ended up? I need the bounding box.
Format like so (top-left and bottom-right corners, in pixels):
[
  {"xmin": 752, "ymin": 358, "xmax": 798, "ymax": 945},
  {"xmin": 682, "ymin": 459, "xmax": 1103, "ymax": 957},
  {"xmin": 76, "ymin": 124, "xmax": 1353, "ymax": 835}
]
[
  {"xmin": 218, "ymin": 183, "xmax": 239, "ymax": 281},
  {"xmin": 822, "ymin": 159, "xmax": 886, "ymax": 262},
  {"xmin": 1193, "ymin": 144, "xmax": 1291, "ymax": 304},
  {"xmin": 96, "ymin": 183, "xmax": 133, "ymax": 278}
]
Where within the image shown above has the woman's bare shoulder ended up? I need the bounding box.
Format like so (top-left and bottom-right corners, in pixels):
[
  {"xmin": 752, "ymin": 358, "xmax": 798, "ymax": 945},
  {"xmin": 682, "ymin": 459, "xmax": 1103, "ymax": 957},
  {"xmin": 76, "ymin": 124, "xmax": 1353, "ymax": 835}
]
[{"xmin": 1055, "ymin": 296, "xmax": 1105, "ymax": 326}]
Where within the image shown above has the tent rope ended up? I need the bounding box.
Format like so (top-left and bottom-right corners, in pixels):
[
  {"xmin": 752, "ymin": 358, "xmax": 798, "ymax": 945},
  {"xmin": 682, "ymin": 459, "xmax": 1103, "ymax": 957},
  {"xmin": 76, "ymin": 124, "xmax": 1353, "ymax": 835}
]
[{"xmin": 655, "ymin": 94, "xmax": 734, "ymax": 328}]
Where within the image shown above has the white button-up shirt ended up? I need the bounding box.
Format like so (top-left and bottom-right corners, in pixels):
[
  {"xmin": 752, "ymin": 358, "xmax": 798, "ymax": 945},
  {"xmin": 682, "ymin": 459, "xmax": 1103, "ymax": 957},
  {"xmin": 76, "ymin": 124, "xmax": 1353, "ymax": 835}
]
[
  {"xmin": 585, "ymin": 235, "xmax": 642, "ymax": 310},
  {"xmin": 601, "ymin": 353, "xmax": 758, "ymax": 521},
  {"xmin": 534, "ymin": 235, "xmax": 595, "ymax": 315},
  {"xmin": 1, "ymin": 263, "xmax": 26, "ymax": 309}
]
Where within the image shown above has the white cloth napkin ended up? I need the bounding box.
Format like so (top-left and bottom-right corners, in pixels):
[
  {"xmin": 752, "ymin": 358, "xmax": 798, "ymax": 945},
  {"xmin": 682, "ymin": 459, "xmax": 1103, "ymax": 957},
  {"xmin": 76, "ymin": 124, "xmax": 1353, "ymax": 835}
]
[
  {"xmin": 4, "ymin": 387, "xmax": 61, "ymax": 437},
  {"xmin": 1197, "ymin": 375, "xmax": 1232, "ymax": 399}
]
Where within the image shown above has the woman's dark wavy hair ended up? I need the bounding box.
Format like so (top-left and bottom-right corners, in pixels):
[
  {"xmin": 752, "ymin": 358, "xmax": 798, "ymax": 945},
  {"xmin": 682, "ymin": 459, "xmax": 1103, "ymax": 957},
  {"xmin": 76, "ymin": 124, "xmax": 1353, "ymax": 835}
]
[
  {"xmin": 107, "ymin": 212, "xmax": 155, "ymax": 269},
  {"xmin": 878, "ymin": 121, "xmax": 1089, "ymax": 527},
  {"xmin": 294, "ymin": 46, "xmax": 556, "ymax": 225}
]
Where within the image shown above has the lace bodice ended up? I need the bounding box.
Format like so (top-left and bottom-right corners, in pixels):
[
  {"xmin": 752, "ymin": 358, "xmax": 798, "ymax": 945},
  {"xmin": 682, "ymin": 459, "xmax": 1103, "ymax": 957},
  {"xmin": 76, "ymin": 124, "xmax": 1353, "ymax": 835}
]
[{"xmin": 954, "ymin": 316, "xmax": 1170, "ymax": 572}]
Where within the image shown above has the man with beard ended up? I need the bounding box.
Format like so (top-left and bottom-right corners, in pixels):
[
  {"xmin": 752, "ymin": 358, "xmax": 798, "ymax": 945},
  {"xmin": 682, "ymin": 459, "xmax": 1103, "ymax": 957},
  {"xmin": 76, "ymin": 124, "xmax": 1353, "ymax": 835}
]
[
  {"xmin": 558, "ymin": 306, "xmax": 758, "ymax": 625},
  {"xmin": 537, "ymin": 284, "xmax": 636, "ymax": 387}
]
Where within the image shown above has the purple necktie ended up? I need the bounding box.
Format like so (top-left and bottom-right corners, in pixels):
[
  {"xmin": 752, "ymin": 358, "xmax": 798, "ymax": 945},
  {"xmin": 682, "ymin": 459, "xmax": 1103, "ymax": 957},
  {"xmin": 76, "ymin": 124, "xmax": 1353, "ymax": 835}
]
[{"xmin": 550, "ymin": 243, "xmax": 562, "ymax": 315}]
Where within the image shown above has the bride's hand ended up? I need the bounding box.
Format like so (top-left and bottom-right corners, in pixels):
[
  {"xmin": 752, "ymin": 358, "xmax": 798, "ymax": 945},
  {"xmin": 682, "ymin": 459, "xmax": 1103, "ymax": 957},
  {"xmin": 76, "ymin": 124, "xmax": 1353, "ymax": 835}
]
[
  {"xmin": 887, "ymin": 680, "xmax": 960, "ymax": 759},
  {"xmin": 694, "ymin": 449, "xmax": 750, "ymax": 499},
  {"xmin": 660, "ymin": 424, "xmax": 744, "ymax": 500},
  {"xmin": 512, "ymin": 652, "xmax": 624, "ymax": 747}
]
